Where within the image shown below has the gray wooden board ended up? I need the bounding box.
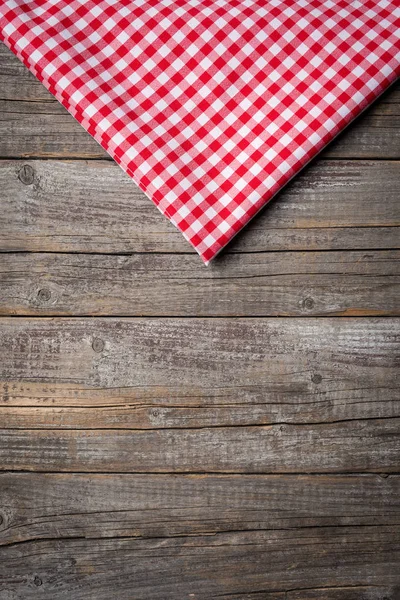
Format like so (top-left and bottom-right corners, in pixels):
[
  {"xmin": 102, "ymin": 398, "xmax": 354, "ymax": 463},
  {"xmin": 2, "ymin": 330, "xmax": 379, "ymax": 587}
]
[
  {"xmin": 1, "ymin": 91, "xmax": 399, "ymax": 159},
  {"xmin": 3, "ymin": 40, "xmax": 400, "ymax": 109},
  {"xmin": 1, "ymin": 419, "xmax": 399, "ymax": 473},
  {"xmin": 0, "ymin": 473, "xmax": 399, "ymax": 544},
  {"xmin": 0, "ymin": 318, "xmax": 399, "ymax": 473},
  {"xmin": 1, "ymin": 158, "xmax": 399, "ymax": 254},
  {"xmin": 0, "ymin": 48, "xmax": 399, "ymax": 160},
  {"xmin": 287, "ymin": 589, "xmax": 399, "ymax": 600},
  {"xmin": 0, "ymin": 317, "xmax": 398, "ymax": 428},
  {"xmin": 0, "ymin": 527, "xmax": 399, "ymax": 599},
  {"xmin": 210, "ymin": 589, "xmax": 399, "ymax": 600},
  {"xmin": 201, "ymin": 589, "xmax": 399, "ymax": 600},
  {"xmin": 1, "ymin": 249, "xmax": 399, "ymax": 316}
]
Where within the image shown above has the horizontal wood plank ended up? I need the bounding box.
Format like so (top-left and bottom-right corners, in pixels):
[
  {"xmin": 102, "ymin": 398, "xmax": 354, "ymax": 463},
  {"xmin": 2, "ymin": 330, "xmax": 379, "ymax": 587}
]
[
  {"xmin": 1, "ymin": 89, "xmax": 399, "ymax": 162},
  {"xmin": 211, "ymin": 589, "xmax": 398, "ymax": 600},
  {"xmin": 0, "ymin": 46, "xmax": 399, "ymax": 160},
  {"xmin": 0, "ymin": 97, "xmax": 105, "ymax": 159},
  {"xmin": 0, "ymin": 473, "xmax": 398, "ymax": 546},
  {"xmin": 0, "ymin": 527, "xmax": 399, "ymax": 599},
  {"xmin": 1, "ymin": 387, "xmax": 399, "ymax": 429},
  {"xmin": 1, "ymin": 418, "xmax": 398, "ymax": 472},
  {"xmin": 3, "ymin": 41, "xmax": 400, "ymax": 109},
  {"xmin": 1, "ymin": 92, "xmax": 399, "ymax": 160},
  {"xmin": 287, "ymin": 588, "xmax": 399, "ymax": 600},
  {"xmin": 1, "ymin": 159, "xmax": 399, "ymax": 254},
  {"xmin": 0, "ymin": 43, "xmax": 52, "ymax": 102},
  {"xmin": 0, "ymin": 319, "xmax": 398, "ymax": 472},
  {"xmin": 0, "ymin": 250, "xmax": 398, "ymax": 316},
  {"xmin": 1, "ymin": 317, "xmax": 399, "ymax": 428}
]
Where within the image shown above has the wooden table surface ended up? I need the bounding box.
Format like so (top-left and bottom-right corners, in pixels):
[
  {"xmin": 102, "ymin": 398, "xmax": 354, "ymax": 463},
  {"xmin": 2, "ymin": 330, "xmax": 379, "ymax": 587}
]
[{"xmin": 0, "ymin": 43, "xmax": 399, "ymax": 599}]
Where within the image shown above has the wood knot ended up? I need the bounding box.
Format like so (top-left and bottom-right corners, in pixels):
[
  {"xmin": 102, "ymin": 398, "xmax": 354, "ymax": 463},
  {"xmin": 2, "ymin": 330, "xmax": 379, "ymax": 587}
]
[
  {"xmin": 302, "ymin": 297, "xmax": 314, "ymax": 310},
  {"xmin": 18, "ymin": 164, "xmax": 35, "ymax": 185},
  {"xmin": 33, "ymin": 576, "xmax": 42, "ymax": 587},
  {"xmin": 311, "ymin": 374, "xmax": 322, "ymax": 384},
  {"xmin": 37, "ymin": 288, "xmax": 51, "ymax": 302},
  {"xmin": 92, "ymin": 338, "xmax": 105, "ymax": 353}
]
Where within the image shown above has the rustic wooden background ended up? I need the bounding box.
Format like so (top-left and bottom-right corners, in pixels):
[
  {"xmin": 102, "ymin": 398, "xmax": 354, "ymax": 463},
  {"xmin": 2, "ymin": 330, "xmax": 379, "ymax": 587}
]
[{"xmin": 0, "ymin": 43, "xmax": 399, "ymax": 599}]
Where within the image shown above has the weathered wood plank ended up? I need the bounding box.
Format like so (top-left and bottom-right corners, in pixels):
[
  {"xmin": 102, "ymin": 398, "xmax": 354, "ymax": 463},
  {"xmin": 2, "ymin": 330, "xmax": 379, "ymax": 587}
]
[
  {"xmin": 287, "ymin": 588, "xmax": 399, "ymax": 600},
  {"xmin": 0, "ymin": 318, "xmax": 398, "ymax": 472},
  {"xmin": 1, "ymin": 418, "xmax": 398, "ymax": 473},
  {"xmin": 1, "ymin": 159, "xmax": 399, "ymax": 254},
  {"xmin": 214, "ymin": 589, "xmax": 398, "ymax": 600},
  {"xmin": 1, "ymin": 385, "xmax": 399, "ymax": 429},
  {"xmin": 0, "ymin": 97, "xmax": 106, "ymax": 158},
  {"xmin": 0, "ymin": 527, "xmax": 399, "ymax": 599},
  {"xmin": 213, "ymin": 589, "xmax": 398, "ymax": 600},
  {"xmin": 1, "ymin": 318, "xmax": 398, "ymax": 428},
  {"xmin": 1, "ymin": 250, "xmax": 398, "ymax": 316},
  {"xmin": 0, "ymin": 43, "xmax": 53, "ymax": 102},
  {"xmin": 0, "ymin": 473, "xmax": 398, "ymax": 546},
  {"xmin": 0, "ymin": 45, "xmax": 399, "ymax": 159},
  {"xmin": 322, "ymin": 93, "xmax": 400, "ymax": 159},
  {"xmin": 3, "ymin": 41, "xmax": 399, "ymax": 108},
  {"xmin": 1, "ymin": 92, "xmax": 399, "ymax": 160}
]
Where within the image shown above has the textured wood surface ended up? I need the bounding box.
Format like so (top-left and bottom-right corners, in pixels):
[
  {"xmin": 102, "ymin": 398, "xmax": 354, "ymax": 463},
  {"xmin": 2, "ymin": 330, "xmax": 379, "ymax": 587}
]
[
  {"xmin": 1, "ymin": 250, "xmax": 399, "ymax": 316},
  {"xmin": 0, "ymin": 43, "xmax": 399, "ymax": 599},
  {"xmin": 1, "ymin": 473, "xmax": 398, "ymax": 543},
  {"xmin": 1, "ymin": 85, "xmax": 399, "ymax": 160},
  {"xmin": 1, "ymin": 419, "xmax": 399, "ymax": 472},
  {"xmin": 0, "ymin": 528, "xmax": 399, "ymax": 600},
  {"xmin": 0, "ymin": 317, "xmax": 399, "ymax": 428},
  {"xmin": 1, "ymin": 158, "xmax": 399, "ymax": 254}
]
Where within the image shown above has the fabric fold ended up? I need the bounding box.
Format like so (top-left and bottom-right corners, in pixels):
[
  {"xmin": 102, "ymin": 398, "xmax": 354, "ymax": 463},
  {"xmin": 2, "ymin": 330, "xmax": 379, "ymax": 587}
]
[{"xmin": 1, "ymin": 0, "xmax": 399, "ymax": 264}]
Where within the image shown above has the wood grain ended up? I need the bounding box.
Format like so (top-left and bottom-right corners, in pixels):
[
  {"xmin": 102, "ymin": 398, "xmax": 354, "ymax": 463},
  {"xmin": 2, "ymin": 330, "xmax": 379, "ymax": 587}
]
[
  {"xmin": 1, "ymin": 473, "xmax": 398, "ymax": 545},
  {"xmin": 0, "ymin": 527, "xmax": 399, "ymax": 599},
  {"xmin": 1, "ymin": 67, "xmax": 399, "ymax": 160},
  {"xmin": 1, "ymin": 317, "xmax": 398, "ymax": 428},
  {"xmin": 210, "ymin": 589, "xmax": 398, "ymax": 600},
  {"xmin": 1, "ymin": 158, "xmax": 399, "ymax": 254},
  {"xmin": 287, "ymin": 588, "xmax": 399, "ymax": 600},
  {"xmin": 0, "ymin": 45, "xmax": 399, "ymax": 161},
  {"xmin": 0, "ymin": 43, "xmax": 52, "ymax": 102},
  {"xmin": 3, "ymin": 40, "xmax": 400, "ymax": 109},
  {"xmin": 1, "ymin": 385, "xmax": 399, "ymax": 429},
  {"xmin": 1, "ymin": 95, "xmax": 399, "ymax": 160},
  {"xmin": 0, "ymin": 319, "xmax": 398, "ymax": 472},
  {"xmin": 1, "ymin": 250, "xmax": 399, "ymax": 316},
  {"xmin": 1, "ymin": 418, "xmax": 399, "ymax": 472}
]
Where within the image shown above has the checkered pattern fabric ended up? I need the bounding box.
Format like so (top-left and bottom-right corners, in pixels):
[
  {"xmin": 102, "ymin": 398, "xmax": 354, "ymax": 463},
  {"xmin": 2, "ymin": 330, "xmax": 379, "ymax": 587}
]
[{"xmin": 1, "ymin": 1, "xmax": 399, "ymax": 264}]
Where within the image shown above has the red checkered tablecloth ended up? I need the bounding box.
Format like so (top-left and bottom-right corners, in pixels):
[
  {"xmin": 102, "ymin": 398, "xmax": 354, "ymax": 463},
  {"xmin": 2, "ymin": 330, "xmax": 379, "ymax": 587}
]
[{"xmin": 1, "ymin": 0, "xmax": 399, "ymax": 264}]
